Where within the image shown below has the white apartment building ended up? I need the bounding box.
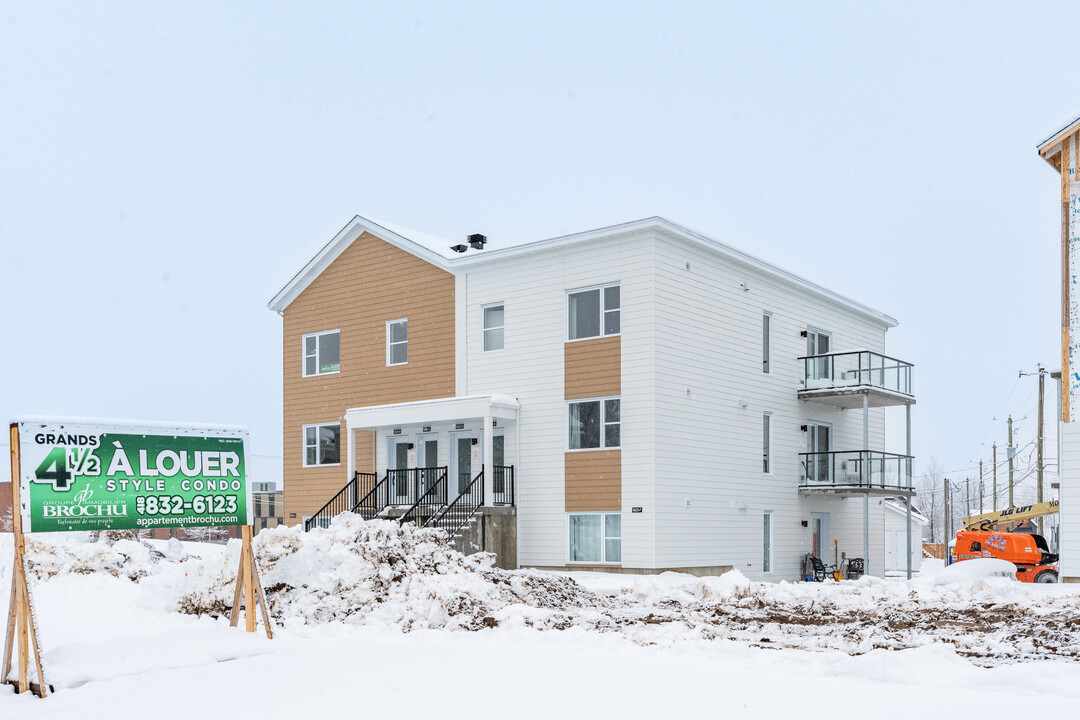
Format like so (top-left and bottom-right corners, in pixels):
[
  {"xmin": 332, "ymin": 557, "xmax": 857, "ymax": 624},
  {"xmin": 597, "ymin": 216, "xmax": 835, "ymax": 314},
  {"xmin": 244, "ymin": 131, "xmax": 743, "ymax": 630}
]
[{"xmin": 268, "ymin": 215, "xmax": 916, "ymax": 580}]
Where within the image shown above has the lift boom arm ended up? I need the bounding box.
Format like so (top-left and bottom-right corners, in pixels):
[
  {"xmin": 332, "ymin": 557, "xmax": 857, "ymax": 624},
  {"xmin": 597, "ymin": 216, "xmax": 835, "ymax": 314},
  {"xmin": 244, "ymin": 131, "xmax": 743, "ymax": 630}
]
[{"xmin": 962, "ymin": 500, "xmax": 1060, "ymax": 531}]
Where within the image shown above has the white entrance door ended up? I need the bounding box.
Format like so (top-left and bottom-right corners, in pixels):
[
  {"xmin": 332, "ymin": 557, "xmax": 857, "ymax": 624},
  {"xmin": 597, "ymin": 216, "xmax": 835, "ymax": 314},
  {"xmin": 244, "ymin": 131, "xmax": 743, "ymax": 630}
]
[
  {"xmin": 806, "ymin": 422, "xmax": 832, "ymax": 485},
  {"xmin": 416, "ymin": 434, "xmax": 439, "ymax": 495},
  {"xmin": 806, "ymin": 328, "xmax": 832, "ymax": 387},
  {"xmin": 811, "ymin": 512, "xmax": 831, "ymax": 560},
  {"xmin": 449, "ymin": 431, "xmax": 482, "ymax": 503},
  {"xmin": 387, "ymin": 437, "xmax": 411, "ymax": 504}
]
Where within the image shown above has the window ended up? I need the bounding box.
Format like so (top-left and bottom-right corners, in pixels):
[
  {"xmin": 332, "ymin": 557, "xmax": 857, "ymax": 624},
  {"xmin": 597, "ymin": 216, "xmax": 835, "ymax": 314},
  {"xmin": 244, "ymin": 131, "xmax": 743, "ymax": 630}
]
[
  {"xmin": 762, "ymin": 313, "xmax": 771, "ymax": 374},
  {"xmin": 568, "ymin": 397, "xmax": 620, "ymax": 449},
  {"xmin": 387, "ymin": 319, "xmax": 408, "ymax": 365},
  {"xmin": 763, "ymin": 512, "xmax": 773, "ymax": 572},
  {"xmin": 568, "ymin": 284, "xmax": 620, "ymax": 340},
  {"xmin": 569, "ymin": 512, "xmax": 621, "ymax": 563},
  {"xmin": 303, "ymin": 423, "xmax": 340, "ymax": 466},
  {"xmin": 303, "ymin": 330, "xmax": 340, "ymax": 376},
  {"xmin": 762, "ymin": 413, "xmax": 772, "ymax": 474},
  {"xmin": 483, "ymin": 304, "xmax": 504, "ymax": 351}
]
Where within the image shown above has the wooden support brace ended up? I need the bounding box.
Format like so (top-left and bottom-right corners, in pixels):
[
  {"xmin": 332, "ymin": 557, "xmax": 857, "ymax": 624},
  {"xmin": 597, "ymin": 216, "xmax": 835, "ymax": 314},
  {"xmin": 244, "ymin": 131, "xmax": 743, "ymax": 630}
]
[
  {"xmin": 249, "ymin": 542, "xmax": 273, "ymax": 640},
  {"xmin": 2, "ymin": 561, "xmax": 16, "ymax": 687},
  {"xmin": 228, "ymin": 539, "xmax": 247, "ymax": 628}
]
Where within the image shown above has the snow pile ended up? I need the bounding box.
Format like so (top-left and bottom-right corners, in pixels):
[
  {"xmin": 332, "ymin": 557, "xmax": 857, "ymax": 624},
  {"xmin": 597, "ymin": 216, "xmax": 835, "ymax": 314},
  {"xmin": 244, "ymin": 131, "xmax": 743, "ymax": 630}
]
[
  {"xmin": 23, "ymin": 531, "xmax": 178, "ymax": 582},
  {"xmin": 175, "ymin": 515, "xmax": 604, "ymax": 631},
  {"xmin": 10, "ymin": 517, "xmax": 1080, "ymax": 668}
]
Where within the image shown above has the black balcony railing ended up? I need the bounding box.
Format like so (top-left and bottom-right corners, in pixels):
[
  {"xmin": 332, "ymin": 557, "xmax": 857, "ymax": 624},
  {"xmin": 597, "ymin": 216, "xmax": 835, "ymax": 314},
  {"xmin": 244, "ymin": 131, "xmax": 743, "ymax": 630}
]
[
  {"xmin": 799, "ymin": 350, "xmax": 913, "ymax": 396},
  {"xmin": 399, "ymin": 468, "xmax": 449, "ymax": 527},
  {"xmin": 387, "ymin": 467, "xmax": 449, "ymax": 506},
  {"xmin": 493, "ymin": 465, "xmax": 514, "ymax": 506},
  {"xmin": 799, "ymin": 450, "xmax": 913, "ymax": 491},
  {"xmin": 430, "ymin": 469, "xmax": 484, "ymax": 539},
  {"xmin": 305, "ymin": 471, "xmax": 380, "ymax": 531}
]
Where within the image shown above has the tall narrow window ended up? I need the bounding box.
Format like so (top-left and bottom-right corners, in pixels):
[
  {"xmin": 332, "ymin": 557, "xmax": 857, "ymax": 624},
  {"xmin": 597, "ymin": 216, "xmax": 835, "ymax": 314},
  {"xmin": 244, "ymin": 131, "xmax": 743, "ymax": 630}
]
[
  {"xmin": 762, "ymin": 413, "xmax": 772, "ymax": 474},
  {"xmin": 387, "ymin": 319, "xmax": 408, "ymax": 365},
  {"xmin": 762, "ymin": 313, "xmax": 771, "ymax": 374},
  {"xmin": 763, "ymin": 512, "xmax": 773, "ymax": 572},
  {"xmin": 806, "ymin": 327, "xmax": 831, "ymax": 384},
  {"xmin": 302, "ymin": 330, "xmax": 340, "ymax": 377},
  {"xmin": 483, "ymin": 304, "xmax": 504, "ymax": 351},
  {"xmin": 568, "ymin": 284, "xmax": 620, "ymax": 340}
]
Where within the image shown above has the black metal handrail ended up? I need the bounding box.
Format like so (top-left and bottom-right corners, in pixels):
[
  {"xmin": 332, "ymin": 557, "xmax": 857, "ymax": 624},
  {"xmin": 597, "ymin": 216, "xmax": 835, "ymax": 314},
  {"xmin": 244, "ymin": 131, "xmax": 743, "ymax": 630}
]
[
  {"xmin": 352, "ymin": 472, "xmax": 391, "ymax": 521},
  {"xmin": 305, "ymin": 471, "xmax": 379, "ymax": 531},
  {"xmin": 429, "ymin": 469, "xmax": 484, "ymax": 539},
  {"xmin": 493, "ymin": 465, "xmax": 514, "ymax": 506},
  {"xmin": 398, "ymin": 468, "xmax": 448, "ymax": 527},
  {"xmin": 387, "ymin": 467, "xmax": 449, "ymax": 506},
  {"xmin": 799, "ymin": 450, "xmax": 913, "ymax": 491}
]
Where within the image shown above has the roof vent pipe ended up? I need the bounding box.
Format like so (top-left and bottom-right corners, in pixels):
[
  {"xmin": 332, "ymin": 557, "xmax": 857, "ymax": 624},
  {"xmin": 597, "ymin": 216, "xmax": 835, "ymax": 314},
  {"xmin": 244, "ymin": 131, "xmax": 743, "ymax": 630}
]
[
  {"xmin": 467, "ymin": 233, "xmax": 487, "ymax": 250},
  {"xmin": 450, "ymin": 244, "xmax": 469, "ymax": 253}
]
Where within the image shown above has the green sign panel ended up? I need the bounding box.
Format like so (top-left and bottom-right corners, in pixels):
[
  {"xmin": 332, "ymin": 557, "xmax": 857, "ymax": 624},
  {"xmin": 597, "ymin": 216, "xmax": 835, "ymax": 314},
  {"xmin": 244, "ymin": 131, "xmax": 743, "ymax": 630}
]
[{"xmin": 16, "ymin": 419, "xmax": 251, "ymax": 533}]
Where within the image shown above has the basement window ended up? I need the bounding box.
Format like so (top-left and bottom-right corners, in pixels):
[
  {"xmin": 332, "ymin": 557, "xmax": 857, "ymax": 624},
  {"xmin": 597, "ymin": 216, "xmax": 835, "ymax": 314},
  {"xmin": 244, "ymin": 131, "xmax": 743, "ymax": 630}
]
[{"xmin": 568, "ymin": 512, "xmax": 621, "ymax": 563}]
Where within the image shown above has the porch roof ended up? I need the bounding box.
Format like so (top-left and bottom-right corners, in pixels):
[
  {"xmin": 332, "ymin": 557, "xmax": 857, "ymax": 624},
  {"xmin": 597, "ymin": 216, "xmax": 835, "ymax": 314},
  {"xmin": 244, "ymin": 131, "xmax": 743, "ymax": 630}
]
[{"xmin": 344, "ymin": 394, "xmax": 519, "ymax": 430}]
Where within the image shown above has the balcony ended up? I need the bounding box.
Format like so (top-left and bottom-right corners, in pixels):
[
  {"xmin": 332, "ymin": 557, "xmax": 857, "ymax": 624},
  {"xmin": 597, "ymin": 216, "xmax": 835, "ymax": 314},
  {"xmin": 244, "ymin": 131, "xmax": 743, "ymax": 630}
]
[
  {"xmin": 798, "ymin": 350, "xmax": 914, "ymax": 409},
  {"xmin": 799, "ymin": 450, "xmax": 914, "ymax": 496}
]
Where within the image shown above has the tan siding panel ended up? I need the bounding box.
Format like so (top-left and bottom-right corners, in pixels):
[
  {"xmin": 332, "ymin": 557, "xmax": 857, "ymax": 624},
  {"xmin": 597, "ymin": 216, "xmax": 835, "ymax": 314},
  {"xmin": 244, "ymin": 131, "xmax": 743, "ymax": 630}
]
[
  {"xmin": 564, "ymin": 336, "xmax": 621, "ymax": 399},
  {"xmin": 565, "ymin": 450, "xmax": 621, "ymax": 511},
  {"xmin": 282, "ymin": 232, "xmax": 455, "ymax": 524}
]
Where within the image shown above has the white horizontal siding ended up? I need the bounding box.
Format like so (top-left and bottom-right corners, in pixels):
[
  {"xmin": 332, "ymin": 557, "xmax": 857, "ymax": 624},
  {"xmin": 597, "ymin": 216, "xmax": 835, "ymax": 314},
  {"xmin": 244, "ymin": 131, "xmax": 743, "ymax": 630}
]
[
  {"xmin": 1061, "ymin": 423, "xmax": 1080, "ymax": 579},
  {"xmin": 651, "ymin": 236, "xmax": 896, "ymax": 579},
  {"xmin": 461, "ymin": 233, "xmax": 657, "ymax": 568}
]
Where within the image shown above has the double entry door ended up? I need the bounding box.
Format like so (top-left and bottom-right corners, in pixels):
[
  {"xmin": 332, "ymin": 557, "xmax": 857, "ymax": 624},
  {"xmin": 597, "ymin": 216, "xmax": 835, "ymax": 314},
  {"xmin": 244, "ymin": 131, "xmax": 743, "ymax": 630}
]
[{"xmin": 387, "ymin": 431, "xmax": 487, "ymax": 504}]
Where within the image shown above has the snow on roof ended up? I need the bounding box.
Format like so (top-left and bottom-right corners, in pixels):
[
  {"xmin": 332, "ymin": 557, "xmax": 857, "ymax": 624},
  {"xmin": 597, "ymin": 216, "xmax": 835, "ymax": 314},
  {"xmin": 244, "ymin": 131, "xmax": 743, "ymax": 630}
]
[
  {"xmin": 365, "ymin": 218, "xmax": 461, "ymax": 261},
  {"xmin": 1037, "ymin": 110, "xmax": 1080, "ymax": 152},
  {"xmin": 267, "ymin": 215, "xmax": 899, "ymax": 328},
  {"xmin": 884, "ymin": 499, "xmax": 929, "ymax": 525},
  {"xmin": 13, "ymin": 415, "xmax": 249, "ymax": 434}
]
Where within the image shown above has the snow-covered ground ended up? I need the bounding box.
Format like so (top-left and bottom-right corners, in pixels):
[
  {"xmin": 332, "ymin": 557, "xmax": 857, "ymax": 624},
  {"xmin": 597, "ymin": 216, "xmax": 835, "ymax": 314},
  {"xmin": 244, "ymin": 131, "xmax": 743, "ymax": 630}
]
[{"xmin": 2, "ymin": 518, "xmax": 1080, "ymax": 719}]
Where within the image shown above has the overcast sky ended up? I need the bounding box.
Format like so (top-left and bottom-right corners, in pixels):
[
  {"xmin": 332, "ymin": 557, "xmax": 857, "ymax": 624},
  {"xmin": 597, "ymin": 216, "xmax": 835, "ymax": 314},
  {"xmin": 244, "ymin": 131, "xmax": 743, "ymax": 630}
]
[{"xmin": 0, "ymin": 2, "xmax": 1071, "ymax": 506}]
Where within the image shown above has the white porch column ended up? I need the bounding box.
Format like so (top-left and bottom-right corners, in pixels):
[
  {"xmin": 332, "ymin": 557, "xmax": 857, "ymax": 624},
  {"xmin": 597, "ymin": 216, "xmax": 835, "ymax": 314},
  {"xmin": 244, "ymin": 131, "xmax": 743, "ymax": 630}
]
[
  {"xmin": 483, "ymin": 412, "xmax": 494, "ymax": 506},
  {"xmin": 346, "ymin": 424, "xmax": 355, "ymax": 483}
]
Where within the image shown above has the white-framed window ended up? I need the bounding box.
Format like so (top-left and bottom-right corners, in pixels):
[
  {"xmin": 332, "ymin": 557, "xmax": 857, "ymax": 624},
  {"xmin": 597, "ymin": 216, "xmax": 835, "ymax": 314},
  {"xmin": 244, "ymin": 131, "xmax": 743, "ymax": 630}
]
[
  {"xmin": 762, "ymin": 312, "xmax": 771, "ymax": 374},
  {"xmin": 568, "ymin": 284, "xmax": 620, "ymax": 341},
  {"xmin": 568, "ymin": 512, "xmax": 621, "ymax": 563},
  {"xmin": 762, "ymin": 412, "xmax": 772, "ymax": 474},
  {"xmin": 302, "ymin": 330, "xmax": 340, "ymax": 377},
  {"xmin": 303, "ymin": 422, "xmax": 341, "ymax": 467},
  {"xmin": 763, "ymin": 511, "xmax": 773, "ymax": 573},
  {"xmin": 568, "ymin": 397, "xmax": 620, "ymax": 450},
  {"xmin": 483, "ymin": 304, "xmax": 504, "ymax": 352},
  {"xmin": 387, "ymin": 318, "xmax": 408, "ymax": 366}
]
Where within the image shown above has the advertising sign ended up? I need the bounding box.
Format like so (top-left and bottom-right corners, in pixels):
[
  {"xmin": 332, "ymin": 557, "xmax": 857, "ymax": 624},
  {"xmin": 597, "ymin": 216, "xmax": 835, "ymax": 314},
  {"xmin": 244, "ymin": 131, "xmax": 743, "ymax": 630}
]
[{"xmin": 15, "ymin": 418, "xmax": 251, "ymax": 533}]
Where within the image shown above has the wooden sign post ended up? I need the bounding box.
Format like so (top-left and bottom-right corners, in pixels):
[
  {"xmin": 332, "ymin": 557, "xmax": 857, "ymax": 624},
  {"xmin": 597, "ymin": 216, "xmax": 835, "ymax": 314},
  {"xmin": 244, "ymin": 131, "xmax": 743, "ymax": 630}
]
[
  {"xmin": 3, "ymin": 424, "xmax": 49, "ymax": 697},
  {"xmin": 228, "ymin": 524, "xmax": 273, "ymax": 639}
]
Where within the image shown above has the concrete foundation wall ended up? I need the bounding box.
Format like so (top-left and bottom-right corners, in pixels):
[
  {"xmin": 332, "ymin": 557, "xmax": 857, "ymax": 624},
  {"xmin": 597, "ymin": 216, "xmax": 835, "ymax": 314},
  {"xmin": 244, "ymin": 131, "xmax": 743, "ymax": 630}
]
[{"xmin": 449, "ymin": 507, "xmax": 518, "ymax": 570}]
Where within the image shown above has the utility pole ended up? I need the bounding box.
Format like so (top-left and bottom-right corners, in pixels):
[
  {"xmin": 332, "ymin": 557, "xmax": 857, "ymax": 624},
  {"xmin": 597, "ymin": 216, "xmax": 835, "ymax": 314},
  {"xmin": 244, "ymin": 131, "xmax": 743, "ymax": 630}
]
[
  {"xmin": 944, "ymin": 477, "xmax": 950, "ymax": 544},
  {"xmin": 965, "ymin": 477, "xmax": 971, "ymax": 517},
  {"xmin": 979, "ymin": 461, "xmax": 984, "ymax": 513},
  {"xmin": 1021, "ymin": 365, "xmax": 1049, "ymax": 532},
  {"xmin": 1008, "ymin": 415, "xmax": 1014, "ymax": 509},
  {"xmin": 992, "ymin": 443, "xmax": 998, "ymax": 511},
  {"xmin": 1037, "ymin": 366, "xmax": 1046, "ymax": 534}
]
